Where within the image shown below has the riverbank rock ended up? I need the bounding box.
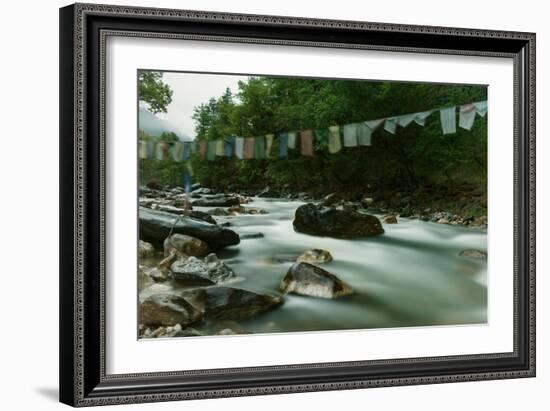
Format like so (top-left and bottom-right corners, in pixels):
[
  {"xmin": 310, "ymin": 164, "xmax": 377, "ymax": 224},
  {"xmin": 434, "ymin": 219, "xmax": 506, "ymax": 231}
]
[
  {"xmin": 145, "ymin": 324, "xmax": 205, "ymax": 338},
  {"xmin": 280, "ymin": 262, "xmax": 353, "ymax": 299},
  {"xmin": 138, "ymin": 240, "xmax": 155, "ymax": 258},
  {"xmin": 163, "ymin": 234, "xmax": 210, "ymax": 258},
  {"xmin": 321, "ymin": 192, "xmax": 341, "ymax": 207},
  {"xmin": 139, "ymin": 207, "xmax": 240, "ymax": 248},
  {"xmin": 192, "ymin": 196, "xmax": 240, "ymax": 207},
  {"xmin": 296, "ymin": 249, "xmax": 333, "ymax": 263},
  {"xmin": 207, "ymin": 207, "xmax": 230, "ymax": 216},
  {"xmin": 228, "ymin": 205, "xmax": 245, "ymax": 214},
  {"xmin": 240, "ymin": 233, "xmax": 264, "ymax": 240},
  {"xmin": 170, "ymin": 253, "xmax": 235, "ymax": 285},
  {"xmin": 183, "ymin": 210, "xmax": 217, "ymax": 225},
  {"xmin": 181, "ymin": 287, "xmax": 284, "ymax": 320},
  {"xmin": 156, "ymin": 204, "xmax": 187, "ymax": 214},
  {"xmin": 382, "ymin": 214, "xmax": 398, "ymax": 224},
  {"xmin": 139, "ymin": 294, "xmax": 203, "ymax": 326},
  {"xmin": 144, "ymin": 267, "xmax": 169, "ymax": 282},
  {"xmin": 257, "ymin": 186, "xmax": 280, "ymax": 198},
  {"xmin": 269, "ymin": 253, "xmax": 301, "ymax": 264},
  {"xmin": 459, "ymin": 249, "xmax": 487, "ymax": 259},
  {"xmin": 361, "ymin": 197, "xmax": 375, "ymax": 207},
  {"xmin": 247, "ymin": 208, "xmax": 268, "ymax": 215},
  {"xmin": 145, "ymin": 181, "xmax": 162, "ymax": 190},
  {"xmin": 192, "ymin": 187, "xmax": 212, "ymax": 195},
  {"xmin": 158, "ymin": 250, "xmax": 178, "ymax": 271},
  {"xmin": 293, "ymin": 203, "xmax": 384, "ymax": 238}
]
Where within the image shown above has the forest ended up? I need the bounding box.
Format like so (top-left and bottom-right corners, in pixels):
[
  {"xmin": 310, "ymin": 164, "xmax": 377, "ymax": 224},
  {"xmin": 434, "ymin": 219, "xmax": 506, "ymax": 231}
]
[
  {"xmin": 137, "ymin": 72, "xmax": 488, "ymax": 338},
  {"xmin": 140, "ymin": 74, "xmax": 487, "ymax": 217}
]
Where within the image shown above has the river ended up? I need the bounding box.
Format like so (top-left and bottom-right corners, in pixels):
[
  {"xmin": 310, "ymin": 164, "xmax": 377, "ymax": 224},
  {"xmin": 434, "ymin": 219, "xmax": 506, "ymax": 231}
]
[{"xmin": 140, "ymin": 197, "xmax": 487, "ymax": 336}]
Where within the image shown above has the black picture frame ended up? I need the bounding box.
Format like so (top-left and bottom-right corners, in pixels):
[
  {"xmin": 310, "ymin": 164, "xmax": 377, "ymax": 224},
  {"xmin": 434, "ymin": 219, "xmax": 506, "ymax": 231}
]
[{"xmin": 59, "ymin": 3, "xmax": 536, "ymax": 407}]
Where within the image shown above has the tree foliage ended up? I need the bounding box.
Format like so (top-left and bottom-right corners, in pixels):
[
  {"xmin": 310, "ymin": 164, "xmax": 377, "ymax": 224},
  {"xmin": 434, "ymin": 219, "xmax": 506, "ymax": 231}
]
[
  {"xmin": 138, "ymin": 131, "xmax": 188, "ymax": 187},
  {"xmin": 138, "ymin": 71, "xmax": 173, "ymax": 114},
  {"xmin": 188, "ymin": 76, "xmax": 487, "ymax": 196}
]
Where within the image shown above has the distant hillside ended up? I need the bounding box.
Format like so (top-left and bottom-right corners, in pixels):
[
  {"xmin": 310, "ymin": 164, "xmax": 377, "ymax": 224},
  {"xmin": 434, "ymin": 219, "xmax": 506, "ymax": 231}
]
[{"xmin": 138, "ymin": 107, "xmax": 191, "ymax": 141}]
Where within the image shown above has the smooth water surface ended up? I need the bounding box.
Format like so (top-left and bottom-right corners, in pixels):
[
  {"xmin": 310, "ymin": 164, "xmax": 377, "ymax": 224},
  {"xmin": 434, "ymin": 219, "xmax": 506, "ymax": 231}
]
[{"xmin": 140, "ymin": 197, "xmax": 487, "ymax": 335}]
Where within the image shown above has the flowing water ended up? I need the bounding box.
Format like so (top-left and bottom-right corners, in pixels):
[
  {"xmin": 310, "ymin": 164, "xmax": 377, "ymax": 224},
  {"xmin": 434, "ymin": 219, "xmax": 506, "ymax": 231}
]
[{"xmin": 140, "ymin": 197, "xmax": 487, "ymax": 335}]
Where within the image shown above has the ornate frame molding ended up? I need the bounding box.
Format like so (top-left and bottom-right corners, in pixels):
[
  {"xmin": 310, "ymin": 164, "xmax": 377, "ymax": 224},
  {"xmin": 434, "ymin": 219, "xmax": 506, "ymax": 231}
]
[{"xmin": 60, "ymin": 3, "xmax": 535, "ymax": 407}]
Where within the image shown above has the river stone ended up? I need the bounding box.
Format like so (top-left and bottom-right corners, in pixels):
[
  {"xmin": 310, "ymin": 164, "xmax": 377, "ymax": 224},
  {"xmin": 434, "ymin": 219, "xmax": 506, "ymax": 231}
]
[
  {"xmin": 280, "ymin": 262, "xmax": 353, "ymax": 299},
  {"xmin": 270, "ymin": 253, "xmax": 301, "ymax": 264},
  {"xmin": 145, "ymin": 267, "xmax": 169, "ymax": 282},
  {"xmin": 139, "ymin": 207, "xmax": 240, "ymax": 248},
  {"xmin": 157, "ymin": 324, "xmax": 205, "ymax": 338},
  {"xmin": 321, "ymin": 192, "xmax": 341, "ymax": 207},
  {"xmin": 459, "ymin": 249, "xmax": 487, "ymax": 259},
  {"xmin": 180, "ymin": 287, "xmax": 283, "ymax": 320},
  {"xmin": 138, "ymin": 240, "xmax": 155, "ymax": 258},
  {"xmin": 146, "ymin": 181, "xmax": 162, "ymax": 190},
  {"xmin": 240, "ymin": 232, "xmax": 264, "ymax": 240},
  {"xmin": 382, "ymin": 214, "xmax": 398, "ymax": 224},
  {"xmin": 217, "ymin": 328, "xmax": 237, "ymax": 335},
  {"xmin": 139, "ymin": 294, "xmax": 203, "ymax": 326},
  {"xmin": 156, "ymin": 204, "xmax": 186, "ymax": 215},
  {"xmin": 247, "ymin": 208, "xmax": 268, "ymax": 215},
  {"xmin": 228, "ymin": 205, "xmax": 245, "ymax": 214},
  {"xmin": 183, "ymin": 210, "xmax": 217, "ymax": 225},
  {"xmin": 192, "ymin": 187, "xmax": 212, "ymax": 195},
  {"xmin": 170, "ymin": 254, "xmax": 235, "ymax": 285},
  {"xmin": 296, "ymin": 249, "xmax": 333, "ymax": 264},
  {"xmin": 257, "ymin": 186, "xmax": 280, "ymax": 198},
  {"xmin": 170, "ymin": 327, "xmax": 204, "ymax": 337},
  {"xmin": 207, "ymin": 207, "xmax": 230, "ymax": 216},
  {"xmin": 192, "ymin": 197, "xmax": 240, "ymax": 207},
  {"xmin": 361, "ymin": 197, "xmax": 375, "ymax": 207},
  {"xmin": 293, "ymin": 203, "xmax": 384, "ymax": 238},
  {"xmin": 163, "ymin": 234, "xmax": 210, "ymax": 258}
]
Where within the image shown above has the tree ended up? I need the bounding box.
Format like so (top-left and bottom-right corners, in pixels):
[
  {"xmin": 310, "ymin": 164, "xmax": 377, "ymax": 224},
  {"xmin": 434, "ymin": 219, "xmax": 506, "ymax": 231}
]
[
  {"xmin": 187, "ymin": 75, "xmax": 487, "ymax": 196},
  {"xmin": 138, "ymin": 71, "xmax": 173, "ymax": 114}
]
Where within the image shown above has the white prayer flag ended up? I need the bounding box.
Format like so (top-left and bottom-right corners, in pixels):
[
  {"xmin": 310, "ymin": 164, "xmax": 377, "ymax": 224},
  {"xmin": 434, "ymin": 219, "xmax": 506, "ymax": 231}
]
[
  {"xmin": 440, "ymin": 107, "xmax": 457, "ymax": 135},
  {"xmin": 459, "ymin": 103, "xmax": 477, "ymax": 130},
  {"xmin": 384, "ymin": 117, "xmax": 398, "ymax": 134}
]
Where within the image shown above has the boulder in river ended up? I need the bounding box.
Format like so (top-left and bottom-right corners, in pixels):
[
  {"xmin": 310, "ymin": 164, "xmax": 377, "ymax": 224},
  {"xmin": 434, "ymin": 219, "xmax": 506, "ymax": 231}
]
[
  {"xmin": 280, "ymin": 262, "xmax": 353, "ymax": 299},
  {"xmin": 183, "ymin": 210, "xmax": 217, "ymax": 225},
  {"xmin": 158, "ymin": 250, "xmax": 178, "ymax": 271},
  {"xmin": 361, "ymin": 197, "xmax": 375, "ymax": 207},
  {"xmin": 459, "ymin": 249, "xmax": 487, "ymax": 259},
  {"xmin": 269, "ymin": 253, "xmax": 301, "ymax": 264},
  {"xmin": 139, "ymin": 207, "xmax": 240, "ymax": 248},
  {"xmin": 296, "ymin": 249, "xmax": 333, "ymax": 264},
  {"xmin": 145, "ymin": 181, "xmax": 162, "ymax": 190},
  {"xmin": 293, "ymin": 203, "xmax": 384, "ymax": 238},
  {"xmin": 164, "ymin": 234, "xmax": 211, "ymax": 258},
  {"xmin": 139, "ymin": 293, "xmax": 203, "ymax": 326},
  {"xmin": 180, "ymin": 286, "xmax": 284, "ymax": 320},
  {"xmin": 228, "ymin": 205, "xmax": 245, "ymax": 214},
  {"xmin": 144, "ymin": 267, "xmax": 169, "ymax": 282},
  {"xmin": 321, "ymin": 192, "xmax": 341, "ymax": 207},
  {"xmin": 382, "ymin": 214, "xmax": 398, "ymax": 224},
  {"xmin": 240, "ymin": 232, "xmax": 264, "ymax": 240},
  {"xmin": 192, "ymin": 196, "xmax": 240, "ymax": 207},
  {"xmin": 207, "ymin": 207, "xmax": 231, "ymax": 216},
  {"xmin": 138, "ymin": 240, "xmax": 155, "ymax": 258},
  {"xmin": 156, "ymin": 204, "xmax": 186, "ymax": 215},
  {"xmin": 247, "ymin": 208, "xmax": 268, "ymax": 215},
  {"xmin": 170, "ymin": 253, "xmax": 235, "ymax": 285},
  {"xmin": 257, "ymin": 186, "xmax": 280, "ymax": 198}
]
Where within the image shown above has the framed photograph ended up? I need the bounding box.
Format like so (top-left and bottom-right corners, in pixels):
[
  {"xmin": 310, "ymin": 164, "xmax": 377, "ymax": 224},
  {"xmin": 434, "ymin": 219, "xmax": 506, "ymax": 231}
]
[{"xmin": 59, "ymin": 3, "xmax": 535, "ymax": 407}]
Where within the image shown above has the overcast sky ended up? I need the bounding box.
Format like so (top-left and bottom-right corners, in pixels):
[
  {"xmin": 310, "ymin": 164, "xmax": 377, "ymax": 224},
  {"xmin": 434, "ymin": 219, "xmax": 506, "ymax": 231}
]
[{"xmin": 155, "ymin": 72, "xmax": 249, "ymax": 140}]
